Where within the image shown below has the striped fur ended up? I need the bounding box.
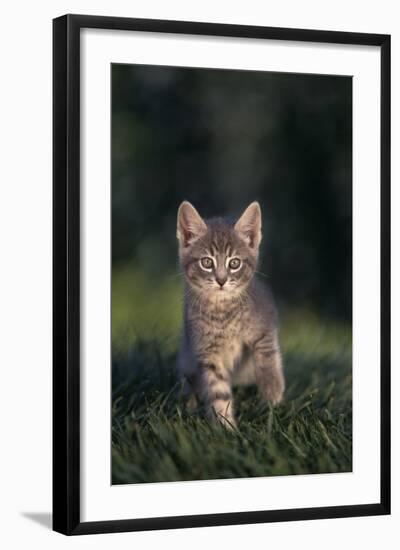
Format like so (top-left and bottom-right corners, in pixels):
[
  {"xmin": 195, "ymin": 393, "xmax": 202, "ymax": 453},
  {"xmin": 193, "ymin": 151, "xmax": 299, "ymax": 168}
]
[{"xmin": 177, "ymin": 201, "xmax": 284, "ymax": 429}]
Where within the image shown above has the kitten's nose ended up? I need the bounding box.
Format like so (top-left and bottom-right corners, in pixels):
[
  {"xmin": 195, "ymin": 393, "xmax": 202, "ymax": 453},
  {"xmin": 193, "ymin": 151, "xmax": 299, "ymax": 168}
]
[{"xmin": 216, "ymin": 274, "xmax": 227, "ymax": 287}]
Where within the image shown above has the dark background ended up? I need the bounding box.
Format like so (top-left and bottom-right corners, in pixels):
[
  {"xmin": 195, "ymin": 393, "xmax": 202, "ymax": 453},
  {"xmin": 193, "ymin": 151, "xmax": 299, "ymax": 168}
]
[{"xmin": 112, "ymin": 64, "xmax": 352, "ymax": 347}]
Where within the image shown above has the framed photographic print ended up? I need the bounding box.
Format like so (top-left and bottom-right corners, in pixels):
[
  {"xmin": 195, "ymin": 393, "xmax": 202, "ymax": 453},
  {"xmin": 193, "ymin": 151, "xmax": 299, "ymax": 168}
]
[{"xmin": 53, "ymin": 14, "xmax": 391, "ymax": 535}]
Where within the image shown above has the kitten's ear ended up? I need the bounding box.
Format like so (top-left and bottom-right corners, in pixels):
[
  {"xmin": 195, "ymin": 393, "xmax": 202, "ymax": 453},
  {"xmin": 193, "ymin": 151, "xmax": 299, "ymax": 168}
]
[
  {"xmin": 234, "ymin": 201, "xmax": 262, "ymax": 249},
  {"xmin": 177, "ymin": 201, "xmax": 207, "ymax": 247}
]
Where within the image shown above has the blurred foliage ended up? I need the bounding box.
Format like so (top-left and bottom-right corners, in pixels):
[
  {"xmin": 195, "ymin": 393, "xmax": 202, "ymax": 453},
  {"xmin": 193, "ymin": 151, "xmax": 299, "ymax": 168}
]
[
  {"xmin": 112, "ymin": 64, "xmax": 352, "ymax": 321},
  {"xmin": 112, "ymin": 264, "xmax": 183, "ymax": 353}
]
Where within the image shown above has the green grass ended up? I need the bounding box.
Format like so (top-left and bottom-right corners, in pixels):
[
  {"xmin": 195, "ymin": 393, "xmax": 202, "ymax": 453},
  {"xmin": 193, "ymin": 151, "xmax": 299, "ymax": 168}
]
[
  {"xmin": 112, "ymin": 264, "xmax": 182, "ymax": 353},
  {"xmin": 112, "ymin": 310, "xmax": 352, "ymax": 484}
]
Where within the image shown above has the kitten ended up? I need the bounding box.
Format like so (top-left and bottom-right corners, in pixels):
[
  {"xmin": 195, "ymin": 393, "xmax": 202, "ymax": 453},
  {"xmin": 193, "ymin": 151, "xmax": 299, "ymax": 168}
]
[{"xmin": 176, "ymin": 201, "xmax": 284, "ymax": 428}]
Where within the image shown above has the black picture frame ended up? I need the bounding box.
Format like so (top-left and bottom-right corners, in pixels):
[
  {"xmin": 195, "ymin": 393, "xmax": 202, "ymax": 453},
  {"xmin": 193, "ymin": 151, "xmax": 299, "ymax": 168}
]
[{"xmin": 53, "ymin": 14, "xmax": 391, "ymax": 535}]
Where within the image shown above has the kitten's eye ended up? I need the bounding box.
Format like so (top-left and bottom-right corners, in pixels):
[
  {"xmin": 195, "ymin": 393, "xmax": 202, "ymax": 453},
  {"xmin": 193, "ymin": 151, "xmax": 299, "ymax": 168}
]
[
  {"xmin": 229, "ymin": 258, "xmax": 241, "ymax": 270},
  {"xmin": 200, "ymin": 257, "xmax": 213, "ymax": 270}
]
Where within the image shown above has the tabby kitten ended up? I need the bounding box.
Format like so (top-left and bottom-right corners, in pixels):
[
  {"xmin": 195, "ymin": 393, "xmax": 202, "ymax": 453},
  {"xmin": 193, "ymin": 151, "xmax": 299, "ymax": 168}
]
[{"xmin": 177, "ymin": 201, "xmax": 284, "ymax": 428}]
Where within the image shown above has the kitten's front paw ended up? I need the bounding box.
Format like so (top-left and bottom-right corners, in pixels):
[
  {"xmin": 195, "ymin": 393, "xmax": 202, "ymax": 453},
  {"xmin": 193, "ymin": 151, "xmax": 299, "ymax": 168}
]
[
  {"xmin": 207, "ymin": 409, "xmax": 237, "ymax": 430},
  {"xmin": 265, "ymin": 385, "xmax": 284, "ymax": 405},
  {"xmin": 259, "ymin": 372, "xmax": 285, "ymax": 405},
  {"xmin": 217, "ymin": 414, "xmax": 237, "ymax": 430},
  {"xmin": 185, "ymin": 393, "xmax": 198, "ymax": 413}
]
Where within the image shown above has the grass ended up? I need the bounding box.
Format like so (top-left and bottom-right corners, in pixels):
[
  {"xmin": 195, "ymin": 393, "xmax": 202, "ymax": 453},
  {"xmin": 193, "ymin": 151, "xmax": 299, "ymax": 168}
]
[{"xmin": 112, "ymin": 310, "xmax": 352, "ymax": 484}]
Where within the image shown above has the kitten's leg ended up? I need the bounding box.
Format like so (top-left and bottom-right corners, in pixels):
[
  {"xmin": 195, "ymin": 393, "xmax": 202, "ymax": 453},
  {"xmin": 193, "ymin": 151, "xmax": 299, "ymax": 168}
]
[
  {"xmin": 253, "ymin": 332, "xmax": 285, "ymax": 405},
  {"xmin": 198, "ymin": 361, "xmax": 236, "ymax": 429},
  {"xmin": 177, "ymin": 344, "xmax": 199, "ymax": 412},
  {"xmin": 232, "ymin": 353, "xmax": 256, "ymax": 387},
  {"xmin": 181, "ymin": 373, "xmax": 199, "ymax": 412}
]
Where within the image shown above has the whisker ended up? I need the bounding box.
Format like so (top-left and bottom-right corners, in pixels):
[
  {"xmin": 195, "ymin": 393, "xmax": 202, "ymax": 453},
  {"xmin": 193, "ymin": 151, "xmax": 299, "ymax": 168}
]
[{"xmin": 169, "ymin": 271, "xmax": 185, "ymax": 279}]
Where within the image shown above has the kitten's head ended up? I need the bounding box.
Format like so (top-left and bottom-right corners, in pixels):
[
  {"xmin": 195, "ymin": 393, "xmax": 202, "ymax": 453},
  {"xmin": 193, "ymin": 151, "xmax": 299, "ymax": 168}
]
[{"xmin": 177, "ymin": 201, "xmax": 262, "ymax": 296}]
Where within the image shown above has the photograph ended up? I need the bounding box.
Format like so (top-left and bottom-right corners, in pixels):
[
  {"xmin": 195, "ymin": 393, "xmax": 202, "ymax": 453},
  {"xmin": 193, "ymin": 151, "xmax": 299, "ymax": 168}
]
[{"xmin": 111, "ymin": 63, "xmax": 353, "ymax": 485}]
